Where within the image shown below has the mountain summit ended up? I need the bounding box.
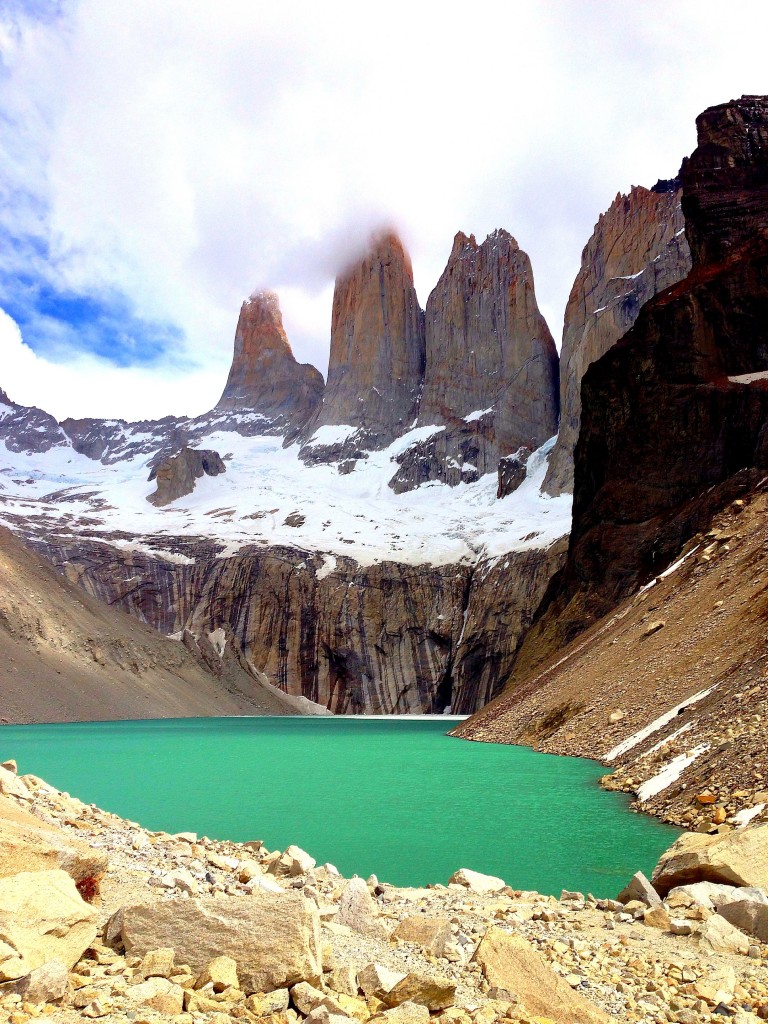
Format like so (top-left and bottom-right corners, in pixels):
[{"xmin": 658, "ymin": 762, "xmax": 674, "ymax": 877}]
[{"xmin": 216, "ymin": 289, "xmax": 324, "ymax": 430}]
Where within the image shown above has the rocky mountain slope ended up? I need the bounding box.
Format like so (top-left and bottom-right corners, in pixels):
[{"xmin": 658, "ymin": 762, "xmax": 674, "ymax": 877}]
[
  {"xmin": 457, "ymin": 95, "xmax": 768, "ymax": 829},
  {"xmin": 0, "ymin": 524, "xmax": 318, "ymax": 723},
  {"xmin": 543, "ymin": 183, "xmax": 691, "ymax": 496},
  {"xmin": 2, "ymin": 757, "xmax": 768, "ymax": 1024}
]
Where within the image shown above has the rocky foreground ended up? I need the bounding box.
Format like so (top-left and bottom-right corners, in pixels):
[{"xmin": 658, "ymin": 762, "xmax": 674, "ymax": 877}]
[{"xmin": 1, "ymin": 762, "xmax": 768, "ymax": 1024}]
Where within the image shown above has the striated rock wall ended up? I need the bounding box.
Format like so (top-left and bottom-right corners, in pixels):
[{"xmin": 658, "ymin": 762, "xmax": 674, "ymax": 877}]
[
  {"xmin": 32, "ymin": 536, "xmax": 566, "ymax": 715},
  {"xmin": 299, "ymin": 231, "xmax": 425, "ymax": 461},
  {"xmin": 216, "ymin": 290, "xmax": 324, "ymax": 429},
  {"xmin": 543, "ymin": 183, "xmax": 692, "ymax": 496}
]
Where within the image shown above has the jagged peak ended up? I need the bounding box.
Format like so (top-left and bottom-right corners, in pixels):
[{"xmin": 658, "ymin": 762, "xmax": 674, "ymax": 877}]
[{"xmin": 0, "ymin": 387, "xmax": 14, "ymax": 407}]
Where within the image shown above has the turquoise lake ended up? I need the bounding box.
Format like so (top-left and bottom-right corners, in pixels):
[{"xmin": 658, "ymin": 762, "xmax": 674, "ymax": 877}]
[{"xmin": 0, "ymin": 716, "xmax": 679, "ymax": 897}]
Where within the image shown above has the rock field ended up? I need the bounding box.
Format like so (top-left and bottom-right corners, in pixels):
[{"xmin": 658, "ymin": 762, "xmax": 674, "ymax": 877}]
[{"xmin": 1, "ymin": 759, "xmax": 768, "ymax": 1024}]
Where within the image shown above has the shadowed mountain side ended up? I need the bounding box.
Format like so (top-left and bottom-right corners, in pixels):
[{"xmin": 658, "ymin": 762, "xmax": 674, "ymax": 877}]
[
  {"xmin": 0, "ymin": 526, "xmax": 317, "ymax": 723},
  {"xmin": 543, "ymin": 184, "xmax": 692, "ymax": 496}
]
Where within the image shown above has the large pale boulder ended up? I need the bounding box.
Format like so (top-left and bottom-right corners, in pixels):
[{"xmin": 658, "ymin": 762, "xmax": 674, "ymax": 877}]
[
  {"xmin": 0, "ymin": 869, "xmax": 98, "ymax": 982},
  {"xmin": 651, "ymin": 824, "xmax": 768, "ymax": 896},
  {"xmin": 336, "ymin": 877, "xmax": 387, "ymax": 937},
  {"xmin": 0, "ymin": 794, "xmax": 108, "ymax": 885},
  {"xmin": 448, "ymin": 868, "xmax": 506, "ymax": 894},
  {"xmin": 392, "ymin": 916, "xmax": 453, "ymax": 957},
  {"xmin": 699, "ymin": 913, "xmax": 751, "ymax": 955},
  {"xmin": 472, "ymin": 926, "xmax": 610, "ymax": 1024},
  {"xmin": 120, "ymin": 891, "xmax": 322, "ymax": 994}
]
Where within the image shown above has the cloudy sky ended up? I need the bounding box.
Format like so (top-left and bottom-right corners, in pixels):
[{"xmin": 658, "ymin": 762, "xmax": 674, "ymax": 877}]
[{"xmin": 0, "ymin": 1, "xmax": 765, "ymax": 421}]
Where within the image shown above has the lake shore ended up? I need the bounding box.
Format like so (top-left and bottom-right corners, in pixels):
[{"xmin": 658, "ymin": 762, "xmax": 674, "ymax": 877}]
[{"xmin": 1, "ymin": 760, "xmax": 768, "ymax": 1024}]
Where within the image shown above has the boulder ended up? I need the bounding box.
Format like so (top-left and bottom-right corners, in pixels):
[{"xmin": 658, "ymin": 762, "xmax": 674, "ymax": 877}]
[
  {"xmin": 0, "ymin": 767, "xmax": 31, "ymax": 801},
  {"xmin": 717, "ymin": 900, "xmax": 768, "ymax": 942},
  {"xmin": 666, "ymin": 881, "xmax": 768, "ymax": 911},
  {"xmin": 652, "ymin": 824, "xmax": 768, "ymax": 895},
  {"xmin": 138, "ymin": 947, "xmax": 175, "ymax": 979},
  {"xmin": 269, "ymin": 845, "xmax": 317, "ymax": 878},
  {"xmin": 370, "ymin": 1002, "xmax": 429, "ymax": 1024},
  {"xmin": 245, "ymin": 989, "xmax": 291, "ymax": 1015},
  {"xmin": 12, "ymin": 960, "xmax": 69, "ymax": 1004},
  {"xmin": 448, "ymin": 868, "xmax": 506, "ymax": 894},
  {"xmin": 616, "ymin": 871, "xmax": 662, "ymax": 908},
  {"xmin": 120, "ymin": 891, "xmax": 322, "ymax": 994},
  {"xmin": 392, "ymin": 916, "xmax": 453, "ymax": 957},
  {"xmin": 147, "ymin": 446, "xmax": 226, "ymax": 507},
  {"xmin": 125, "ymin": 977, "xmax": 185, "ymax": 1015},
  {"xmin": 195, "ymin": 955, "xmax": 240, "ymax": 992},
  {"xmin": 0, "ymin": 869, "xmax": 98, "ymax": 981},
  {"xmin": 357, "ymin": 963, "xmax": 407, "ymax": 1000},
  {"xmin": 472, "ymin": 926, "xmax": 610, "ymax": 1024},
  {"xmin": 699, "ymin": 914, "xmax": 751, "ymax": 955},
  {"xmin": 336, "ymin": 877, "xmax": 387, "ymax": 937},
  {"xmin": 0, "ymin": 795, "xmax": 107, "ymax": 887},
  {"xmin": 380, "ymin": 973, "xmax": 456, "ymax": 1011}
]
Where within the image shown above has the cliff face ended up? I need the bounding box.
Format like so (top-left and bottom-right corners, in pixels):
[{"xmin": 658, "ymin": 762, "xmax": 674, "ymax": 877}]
[
  {"xmin": 543, "ymin": 184, "xmax": 692, "ymax": 496},
  {"xmin": 299, "ymin": 231, "xmax": 425, "ymax": 461},
  {"xmin": 30, "ymin": 536, "xmax": 565, "ymax": 715},
  {"xmin": 507, "ymin": 94, "xmax": 768, "ymax": 673},
  {"xmin": 393, "ymin": 230, "xmax": 558, "ymax": 492},
  {"xmin": 216, "ymin": 290, "xmax": 324, "ymax": 429}
]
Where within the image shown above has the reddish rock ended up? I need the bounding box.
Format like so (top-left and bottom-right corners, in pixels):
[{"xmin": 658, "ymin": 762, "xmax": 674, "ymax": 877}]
[
  {"xmin": 217, "ymin": 290, "xmax": 324, "ymax": 430},
  {"xmin": 299, "ymin": 231, "xmax": 425, "ymax": 460},
  {"xmin": 543, "ymin": 184, "xmax": 691, "ymax": 496}
]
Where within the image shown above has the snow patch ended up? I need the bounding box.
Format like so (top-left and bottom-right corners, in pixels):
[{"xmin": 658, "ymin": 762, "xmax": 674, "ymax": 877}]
[
  {"xmin": 305, "ymin": 424, "xmax": 359, "ymax": 447},
  {"xmin": 731, "ymin": 804, "xmax": 766, "ymax": 828},
  {"xmin": 603, "ymin": 685, "xmax": 717, "ymax": 762},
  {"xmin": 728, "ymin": 371, "xmax": 768, "ymax": 385},
  {"xmin": 464, "ymin": 407, "xmax": 493, "ymax": 423},
  {"xmin": 316, "ymin": 554, "xmax": 337, "ymax": 580},
  {"xmin": 208, "ymin": 628, "xmax": 226, "ymax": 657},
  {"xmin": 636, "ymin": 744, "xmax": 710, "ymax": 802}
]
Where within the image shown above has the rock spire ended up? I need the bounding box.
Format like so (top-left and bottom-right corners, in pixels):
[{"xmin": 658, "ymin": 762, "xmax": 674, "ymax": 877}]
[
  {"xmin": 299, "ymin": 231, "xmax": 425, "ymax": 460},
  {"xmin": 216, "ymin": 290, "xmax": 324, "ymax": 430}
]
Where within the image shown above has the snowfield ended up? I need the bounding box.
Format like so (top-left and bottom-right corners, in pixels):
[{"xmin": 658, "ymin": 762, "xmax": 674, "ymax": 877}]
[{"xmin": 0, "ymin": 426, "xmax": 572, "ymax": 567}]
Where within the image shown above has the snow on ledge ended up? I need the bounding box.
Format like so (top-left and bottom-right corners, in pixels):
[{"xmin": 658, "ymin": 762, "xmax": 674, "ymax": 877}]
[
  {"xmin": 728, "ymin": 371, "xmax": 768, "ymax": 385},
  {"xmin": 305, "ymin": 424, "xmax": 359, "ymax": 447},
  {"xmin": 464, "ymin": 407, "xmax": 493, "ymax": 423},
  {"xmin": 603, "ymin": 684, "xmax": 717, "ymax": 762},
  {"xmin": 636, "ymin": 744, "xmax": 710, "ymax": 802}
]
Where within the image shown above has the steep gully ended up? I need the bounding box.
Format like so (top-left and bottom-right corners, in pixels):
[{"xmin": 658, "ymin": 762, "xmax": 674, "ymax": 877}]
[{"xmin": 0, "ymin": 152, "xmax": 691, "ymax": 716}]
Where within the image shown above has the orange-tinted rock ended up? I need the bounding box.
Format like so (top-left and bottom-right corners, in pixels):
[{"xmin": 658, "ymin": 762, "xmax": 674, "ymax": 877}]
[
  {"xmin": 299, "ymin": 231, "xmax": 425, "ymax": 460},
  {"xmin": 543, "ymin": 184, "xmax": 691, "ymax": 496},
  {"xmin": 217, "ymin": 290, "xmax": 324, "ymax": 430}
]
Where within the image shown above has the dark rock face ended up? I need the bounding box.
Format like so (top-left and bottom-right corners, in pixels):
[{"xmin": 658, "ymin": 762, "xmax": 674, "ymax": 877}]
[
  {"xmin": 299, "ymin": 231, "xmax": 425, "ymax": 461},
  {"xmin": 0, "ymin": 391, "xmax": 67, "ymax": 455},
  {"xmin": 147, "ymin": 448, "xmax": 226, "ymax": 507},
  {"xmin": 497, "ymin": 449, "xmax": 532, "ymax": 499},
  {"xmin": 216, "ymin": 290, "xmax": 324, "ymax": 430},
  {"xmin": 543, "ymin": 186, "xmax": 692, "ymax": 496},
  {"xmin": 516, "ymin": 94, "xmax": 768, "ymax": 666},
  {"xmin": 682, "ymin": 95, "xmax": 768, "ymax": 266},
  {"xmin": 394, "ymin": 231, "xmax": 558, "ymax": 492}
]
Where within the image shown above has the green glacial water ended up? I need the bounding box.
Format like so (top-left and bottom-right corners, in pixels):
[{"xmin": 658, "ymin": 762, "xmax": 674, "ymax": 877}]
[{"xmin": 0, "ymin": 716, "xmax": 679, "ymax": 897}]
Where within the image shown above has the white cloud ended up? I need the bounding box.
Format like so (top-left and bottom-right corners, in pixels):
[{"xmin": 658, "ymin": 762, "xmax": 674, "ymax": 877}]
[
  {"xmin": 0, "ymin": 307, "xmax": 221, "ymax": 420},
  {"xmin": 0, "ymin": 0, "xmax": 766, "ymax": 418}
]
